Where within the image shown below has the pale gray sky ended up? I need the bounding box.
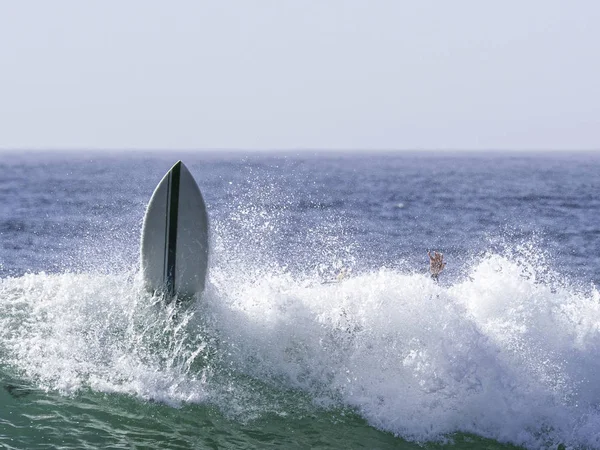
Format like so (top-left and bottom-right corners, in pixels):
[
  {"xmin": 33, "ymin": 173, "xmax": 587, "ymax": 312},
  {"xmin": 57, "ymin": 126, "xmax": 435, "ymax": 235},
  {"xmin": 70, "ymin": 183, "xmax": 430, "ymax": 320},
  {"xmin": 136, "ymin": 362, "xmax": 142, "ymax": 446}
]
[{"xmin": 0, "ymin": 1, "xmax": 599, "ymax": 151}]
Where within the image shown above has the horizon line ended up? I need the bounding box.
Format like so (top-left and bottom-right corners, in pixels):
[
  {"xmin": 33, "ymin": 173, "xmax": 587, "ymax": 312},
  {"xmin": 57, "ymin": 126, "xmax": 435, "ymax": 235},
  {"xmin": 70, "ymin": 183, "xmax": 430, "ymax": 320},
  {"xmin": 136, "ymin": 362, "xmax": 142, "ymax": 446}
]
[{"xmin": 1, "ymin": 147, "xmax": 599, "ymax": 153}]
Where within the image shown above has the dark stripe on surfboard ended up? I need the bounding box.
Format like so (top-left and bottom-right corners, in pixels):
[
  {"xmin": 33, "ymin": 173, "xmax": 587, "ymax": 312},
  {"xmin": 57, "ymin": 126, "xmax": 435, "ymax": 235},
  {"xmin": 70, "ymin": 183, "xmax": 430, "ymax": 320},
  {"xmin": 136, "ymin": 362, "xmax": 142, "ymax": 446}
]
[
  {"xmin": 163, "ymin": 172, "xmax": 171, "ymax": 283},
  {"xmin": 165, "ymin": 162, "xmax": 181, "ymax": 297}
]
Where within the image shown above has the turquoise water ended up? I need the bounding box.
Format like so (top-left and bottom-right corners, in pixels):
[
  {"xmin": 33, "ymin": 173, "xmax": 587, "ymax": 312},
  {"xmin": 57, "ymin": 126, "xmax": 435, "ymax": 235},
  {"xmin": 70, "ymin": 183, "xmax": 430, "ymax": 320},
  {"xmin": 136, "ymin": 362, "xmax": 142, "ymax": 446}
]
[
  {"xmin": 2, "ymin": 152, "xmax": 600, "ymax": 449},
  {"xmin": 2, "ymin": 382, "xmax": 520, "ymax": 449}
]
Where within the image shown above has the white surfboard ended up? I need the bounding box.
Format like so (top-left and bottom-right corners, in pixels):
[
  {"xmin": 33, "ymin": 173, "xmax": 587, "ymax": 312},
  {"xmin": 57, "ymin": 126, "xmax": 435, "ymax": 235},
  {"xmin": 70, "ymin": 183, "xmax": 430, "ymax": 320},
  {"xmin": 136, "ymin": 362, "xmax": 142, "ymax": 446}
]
[{"xmin": 140, "ymin": 161, "xmax": 209, "ymax": 300}]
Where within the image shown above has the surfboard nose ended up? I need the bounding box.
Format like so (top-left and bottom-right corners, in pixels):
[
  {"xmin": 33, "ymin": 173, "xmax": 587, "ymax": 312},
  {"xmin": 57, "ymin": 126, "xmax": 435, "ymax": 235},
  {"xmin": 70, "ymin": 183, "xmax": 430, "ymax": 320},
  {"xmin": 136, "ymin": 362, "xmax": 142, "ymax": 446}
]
[{"xmin": 140, "ymin": 161, "xmax": 209, "ymax": 301}]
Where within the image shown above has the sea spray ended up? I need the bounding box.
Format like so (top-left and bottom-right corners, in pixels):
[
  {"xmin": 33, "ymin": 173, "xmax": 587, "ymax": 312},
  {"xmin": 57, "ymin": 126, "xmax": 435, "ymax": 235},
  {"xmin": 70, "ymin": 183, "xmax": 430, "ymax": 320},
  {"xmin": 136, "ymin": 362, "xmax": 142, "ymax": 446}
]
[
  {"xmin": 2, "ymin": 245, "xmax": 600, "ymax": 447},
  {"xmin": 205, "ymin": 245, "xmax": 600, "ymax": 448},
  {"xmin": 0, "ymin": 271, "xmax": 211, "ymax": 405}
]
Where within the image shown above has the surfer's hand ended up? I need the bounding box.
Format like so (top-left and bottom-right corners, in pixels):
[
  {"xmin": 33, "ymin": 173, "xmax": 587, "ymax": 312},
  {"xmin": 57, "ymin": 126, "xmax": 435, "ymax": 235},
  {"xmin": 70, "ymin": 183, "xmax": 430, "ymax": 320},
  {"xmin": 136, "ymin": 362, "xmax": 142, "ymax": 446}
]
[
  {"xmin": 428, "ymin": 251, "xmax": 446, "ymax": 277},
  {"xmin": 336, "ymin": 267, "xmax": 348, "ymax": 282}
]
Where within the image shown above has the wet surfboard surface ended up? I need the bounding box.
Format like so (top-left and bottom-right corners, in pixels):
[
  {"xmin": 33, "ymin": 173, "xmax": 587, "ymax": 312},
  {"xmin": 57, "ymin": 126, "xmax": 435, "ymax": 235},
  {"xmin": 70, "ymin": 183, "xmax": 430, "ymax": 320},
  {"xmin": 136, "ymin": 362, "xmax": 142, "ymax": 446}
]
[{"xmin": 140, "ymin": 161, "xmax": 209, "ymax": 299}]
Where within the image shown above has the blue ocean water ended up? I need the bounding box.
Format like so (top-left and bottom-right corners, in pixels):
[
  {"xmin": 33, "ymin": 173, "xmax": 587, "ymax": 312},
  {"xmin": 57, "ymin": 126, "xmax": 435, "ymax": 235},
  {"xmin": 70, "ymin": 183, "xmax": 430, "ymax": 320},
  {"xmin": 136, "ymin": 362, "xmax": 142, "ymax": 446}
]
[{"xmin": 1, "ymin": 150, "xmax": 600, "ymax": 449}]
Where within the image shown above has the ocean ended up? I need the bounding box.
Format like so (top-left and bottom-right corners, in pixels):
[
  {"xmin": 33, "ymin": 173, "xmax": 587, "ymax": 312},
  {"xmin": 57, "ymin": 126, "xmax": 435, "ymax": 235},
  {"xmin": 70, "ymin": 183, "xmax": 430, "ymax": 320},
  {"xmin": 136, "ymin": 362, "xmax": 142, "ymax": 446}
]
[{"xmin": 1, "ymin": 150, "xmax": 600, "ymax": 449}]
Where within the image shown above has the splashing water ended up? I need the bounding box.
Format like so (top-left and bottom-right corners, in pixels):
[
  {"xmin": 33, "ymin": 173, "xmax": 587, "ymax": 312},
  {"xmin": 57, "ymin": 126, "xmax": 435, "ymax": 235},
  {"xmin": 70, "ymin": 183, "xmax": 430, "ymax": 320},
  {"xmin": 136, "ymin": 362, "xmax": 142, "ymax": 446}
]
[{"xmin": 2, "ymin": 241, "xmax": 600, "ymax": 448}]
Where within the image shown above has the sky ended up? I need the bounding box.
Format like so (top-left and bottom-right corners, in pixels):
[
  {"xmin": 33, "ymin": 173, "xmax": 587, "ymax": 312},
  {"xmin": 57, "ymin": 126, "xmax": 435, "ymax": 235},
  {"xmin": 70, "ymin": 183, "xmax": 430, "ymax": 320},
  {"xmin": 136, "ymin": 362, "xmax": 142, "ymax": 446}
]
[{"xmin": 0, "ymin": 1, "xmax": 599, "ymax": 151}]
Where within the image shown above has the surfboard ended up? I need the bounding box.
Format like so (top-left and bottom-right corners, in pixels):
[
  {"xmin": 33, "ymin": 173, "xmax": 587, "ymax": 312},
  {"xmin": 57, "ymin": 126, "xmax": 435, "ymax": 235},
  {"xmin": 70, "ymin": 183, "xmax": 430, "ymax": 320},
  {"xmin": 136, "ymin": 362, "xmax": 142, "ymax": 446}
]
[{"xmin": 140, "ymin": 161, "xmax": 209, "ymax": 300}]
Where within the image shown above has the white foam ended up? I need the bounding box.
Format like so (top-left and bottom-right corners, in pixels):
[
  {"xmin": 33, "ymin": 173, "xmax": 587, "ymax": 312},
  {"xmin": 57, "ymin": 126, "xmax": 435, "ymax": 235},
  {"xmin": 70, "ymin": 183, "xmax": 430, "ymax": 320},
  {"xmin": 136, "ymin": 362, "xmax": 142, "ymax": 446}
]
[
  {"xmin": 0, "ymin": 271, "xmax": 210, "ymax": 407},
  {"xmin": 2, "ymin": 250, "xmax": 600, "ymax": 448},
  {"xmin": 205, "ymin": 251, "xmax": 600, "ymax": 448}
]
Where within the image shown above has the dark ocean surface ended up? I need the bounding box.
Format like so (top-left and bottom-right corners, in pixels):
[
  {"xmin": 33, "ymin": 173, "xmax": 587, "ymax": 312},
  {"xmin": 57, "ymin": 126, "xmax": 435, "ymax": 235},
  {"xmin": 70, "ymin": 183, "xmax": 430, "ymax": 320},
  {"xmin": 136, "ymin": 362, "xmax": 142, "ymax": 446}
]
[{"xmin": 1, "ymin": 151, "xmax": 600, "ymax": 449}]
